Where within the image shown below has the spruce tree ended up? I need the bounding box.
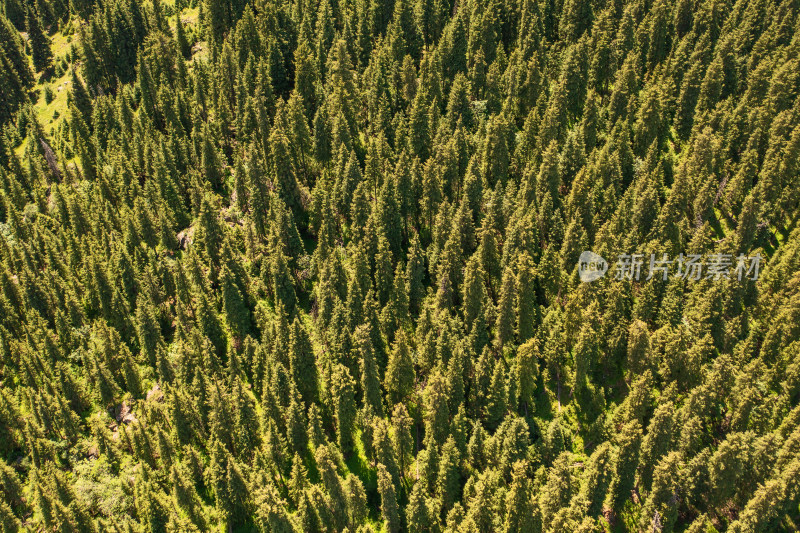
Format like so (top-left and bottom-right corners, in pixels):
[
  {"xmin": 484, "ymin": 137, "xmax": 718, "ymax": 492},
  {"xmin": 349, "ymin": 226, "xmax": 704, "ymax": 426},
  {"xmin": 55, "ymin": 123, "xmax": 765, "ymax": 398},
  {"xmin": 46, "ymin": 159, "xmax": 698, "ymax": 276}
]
[
  {"xmin": 377, "ymin": 463, "xmax": 401, "ymax": 533},
  {"xmin": 289, "ymin": 318, "xmax": 318, "ymax": 405},
  {"xmin": 495, "ymin": 267, "xmax": 516, "ymax": 348},
  {"xmin": 331, "ymin": 364, "xmax": 357, "ymax": 456},
  {"xmin": 175, "ymin": 13, "xmax": 192, "ymax": 59},
  {"xmin": 26, "ymin": 8, "xmax": 51, "ymax": 72},
  {"xmin": 385, "ymin": 332, "xmax": 415, "ymax": 406}
]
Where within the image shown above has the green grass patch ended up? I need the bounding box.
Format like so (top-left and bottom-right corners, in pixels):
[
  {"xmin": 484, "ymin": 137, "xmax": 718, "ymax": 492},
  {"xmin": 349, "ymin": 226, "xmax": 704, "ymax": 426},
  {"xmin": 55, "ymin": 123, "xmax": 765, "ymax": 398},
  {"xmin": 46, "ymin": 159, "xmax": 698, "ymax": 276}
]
[{"xmin": 34, "ymin": 70, "xmax": 71, "ymax": 135}]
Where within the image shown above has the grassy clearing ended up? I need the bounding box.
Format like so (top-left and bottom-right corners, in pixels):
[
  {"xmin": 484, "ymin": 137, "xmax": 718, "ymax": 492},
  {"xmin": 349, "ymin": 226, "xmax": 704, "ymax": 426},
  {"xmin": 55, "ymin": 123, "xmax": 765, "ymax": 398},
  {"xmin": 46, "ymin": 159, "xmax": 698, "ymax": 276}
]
[
  {"xmin": 25, "ymin": 4, "xmax": 206, "ymax": 145},
  {"xmin": 29, "ymin": 29, "xmax": 76, "ymax": 137},
  {"xmin": 34, "ymin": 71, "xmax": 70, "ymax": 136}
]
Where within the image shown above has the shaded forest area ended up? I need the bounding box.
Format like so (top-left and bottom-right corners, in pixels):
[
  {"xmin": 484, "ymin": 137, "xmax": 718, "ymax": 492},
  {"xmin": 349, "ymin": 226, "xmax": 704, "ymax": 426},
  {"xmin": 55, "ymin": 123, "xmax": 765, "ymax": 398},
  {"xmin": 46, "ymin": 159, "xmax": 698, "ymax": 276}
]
[{"xmin": 1, "ymin": 0, "xmax": 800, "ymax": 530}]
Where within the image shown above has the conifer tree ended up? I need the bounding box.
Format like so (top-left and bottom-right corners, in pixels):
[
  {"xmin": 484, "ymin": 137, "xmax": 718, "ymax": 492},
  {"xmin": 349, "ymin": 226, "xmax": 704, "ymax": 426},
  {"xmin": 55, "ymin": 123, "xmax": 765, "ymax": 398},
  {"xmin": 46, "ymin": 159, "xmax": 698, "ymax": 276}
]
[
  {"xmin": 289, "ymin": 318, "xmax": 318, "ymax": 405},
  {"xmin": 385, "ymin": 331, "xmax": 415, "ymax": 407},
  {"xmin": 192, "ymin": 188, "xmax": 221, "ymax": 255},
  {"xmin": 438, "ymin": 436, "xmax": 462, "ymax": 513},
  {"xmin": 503, "ymin": 461, "xmax": 539, "ymax": 532},
  {"xmin": 26, "ymin": 8, "xmax": 51, "ymax": 72},
  {"xmin": 221, "ymin": 265, "xmax": 250, "ymax": 341},
  {"xmin": 355, "ymin": 323, "xmax": 383, "ymax": 416},
  {"xmin": 69, "ymin": 69, "xmax": 92, "ymax": 124},
  {"xmin": 175, "ymin": 13, "xmax": 192, "ymax": 59},
  {"xmin": 406, "ymin": 479, "xmax": 432, "ymax": 532},
  {"xmin": 377, "ymin": 463, "xmax": 401, "ymax": 533},
  {"xmin": 331, "ymin": 364, "xmax": 357, "ymax": 455},
  {"xmin": 462, "ymin": 254, "xmax": 487, "ymax": 329},
  {"xmin": 270, "ymin": 247, "xmax": 297, "ymax": 316},
  {"xmin": 495, "ymin": 267, "xmax": 516, "ymax": 348}
]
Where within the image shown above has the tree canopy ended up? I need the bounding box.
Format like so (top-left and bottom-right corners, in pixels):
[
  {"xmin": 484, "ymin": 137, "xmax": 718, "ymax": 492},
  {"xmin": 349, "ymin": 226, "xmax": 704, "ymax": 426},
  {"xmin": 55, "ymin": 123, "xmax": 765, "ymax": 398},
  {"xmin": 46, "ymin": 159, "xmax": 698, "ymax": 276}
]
[{"xmin": 1, "ymin": 0, "xmax": 800, "ymax": 531}]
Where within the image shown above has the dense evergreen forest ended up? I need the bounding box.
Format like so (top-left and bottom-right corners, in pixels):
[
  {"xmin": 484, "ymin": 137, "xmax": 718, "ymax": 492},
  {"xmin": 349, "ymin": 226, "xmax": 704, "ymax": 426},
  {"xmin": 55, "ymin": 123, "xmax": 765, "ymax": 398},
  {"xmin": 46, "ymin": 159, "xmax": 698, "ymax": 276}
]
[{"xmin": 1, "ymin": 0, "xmax": 800, "ymax": 529}]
